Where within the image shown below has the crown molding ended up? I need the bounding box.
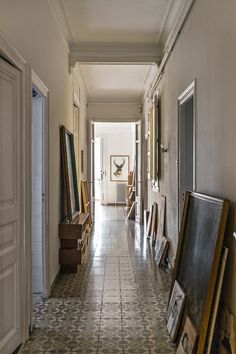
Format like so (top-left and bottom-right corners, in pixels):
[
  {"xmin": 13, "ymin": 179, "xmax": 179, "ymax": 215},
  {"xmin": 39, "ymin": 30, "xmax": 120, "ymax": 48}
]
[
  {"xmin": 162, "ymin": 0, "xmax": 195, "ymax": 53},
  {"xmin": 69, "ymin": 43, "xmax": 162, "ymax": 67},
  {"xmin": 48, "ymin": 0, "xmax": 73, "ymax": 53}
]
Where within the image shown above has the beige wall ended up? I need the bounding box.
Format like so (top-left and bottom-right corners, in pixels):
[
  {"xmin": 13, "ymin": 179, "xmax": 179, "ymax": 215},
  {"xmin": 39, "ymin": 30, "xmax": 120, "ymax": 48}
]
[
  {"xmin": 0, "ymin": 0, "xmax": 87, "ymax": 287},
  {"xmin": 145, "ymin": 0, "xmax": 236, "ymax": 314},
  {"xmin": 88, "ymin": 102, "xmax": 142, "ymax": 122}
]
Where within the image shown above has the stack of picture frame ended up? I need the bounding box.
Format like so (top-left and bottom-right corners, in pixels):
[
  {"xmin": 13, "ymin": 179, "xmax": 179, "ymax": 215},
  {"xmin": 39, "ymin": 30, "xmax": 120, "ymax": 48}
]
[
  {"xmin": 146, "ymin": 194, "xmax": 169, "ymax": 267},
  {"xmin": 126, "ymin": 171, "xmax": 136, "ymax": 219},
  {"xmin": 81, "ymin": 179, "xmax": 92, "ymax": 227},
  {"xmin": 59, "ymin": 125, "xmax": 90, "ymax": 272},
  {"xmin": 166, "ymin": 191, "xmax": 229, "ymax": 354}
]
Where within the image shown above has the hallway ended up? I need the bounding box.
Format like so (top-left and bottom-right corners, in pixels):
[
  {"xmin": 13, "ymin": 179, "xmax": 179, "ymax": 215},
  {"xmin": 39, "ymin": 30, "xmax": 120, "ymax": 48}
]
[{"xmin": 22, "ymin": 205, "xmax": 176, "ymax": 353}]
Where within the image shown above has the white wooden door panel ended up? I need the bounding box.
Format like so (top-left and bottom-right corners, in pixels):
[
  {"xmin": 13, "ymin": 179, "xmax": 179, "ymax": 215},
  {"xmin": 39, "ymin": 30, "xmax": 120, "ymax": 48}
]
[{"xmin": 0, "ymin": 58, "xmax": 22, "ymax": 354}]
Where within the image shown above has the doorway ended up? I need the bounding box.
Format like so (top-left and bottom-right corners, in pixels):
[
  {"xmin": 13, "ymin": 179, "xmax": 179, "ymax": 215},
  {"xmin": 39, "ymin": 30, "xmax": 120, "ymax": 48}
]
[
  {"xmin": 93, "ymin": 122, "xmax": 136, "ymax": 208},
  {"xmin": 178, "ymin": 80, "xmax": 196, "ymax": 227},
  {"xmin": 31, "ymin": 78, "xmax": 49, "ymax": 301}
]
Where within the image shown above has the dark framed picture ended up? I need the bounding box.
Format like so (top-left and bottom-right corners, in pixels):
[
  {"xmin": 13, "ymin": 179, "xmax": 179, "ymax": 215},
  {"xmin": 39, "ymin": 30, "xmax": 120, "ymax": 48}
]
[
  {"xmin": 166, "ymin": 280, "xmax": 186, "ymax": 341},
  {"xmin": 110, "ymin": 155, "xmax": 129, "ymax": 182},
  {"xmin": 177, "ymin": 316, "xmax": 198, "ymax": 354},
  {"xmin": 60, "ymin": 125, "xmax": 79, "ymax": 221}
]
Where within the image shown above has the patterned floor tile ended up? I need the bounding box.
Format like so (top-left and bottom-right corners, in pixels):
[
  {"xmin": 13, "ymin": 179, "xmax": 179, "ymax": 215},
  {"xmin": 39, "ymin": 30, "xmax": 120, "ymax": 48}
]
[{"xmin": 23, "ymin": 205, "xmax": 177, "ymax": 353}]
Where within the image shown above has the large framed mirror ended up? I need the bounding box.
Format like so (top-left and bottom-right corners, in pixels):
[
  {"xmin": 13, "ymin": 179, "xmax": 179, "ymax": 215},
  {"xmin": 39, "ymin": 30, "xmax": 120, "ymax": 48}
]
[{"xmin": 60, "ymin": 125, "xmax": 80, "ymax": 221}]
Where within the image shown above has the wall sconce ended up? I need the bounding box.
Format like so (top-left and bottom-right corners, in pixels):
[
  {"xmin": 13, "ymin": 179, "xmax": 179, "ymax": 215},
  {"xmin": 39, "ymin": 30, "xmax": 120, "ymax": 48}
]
[{"xmin": 160, "ymin": 144, "xmax": 168, "ymax": 153}]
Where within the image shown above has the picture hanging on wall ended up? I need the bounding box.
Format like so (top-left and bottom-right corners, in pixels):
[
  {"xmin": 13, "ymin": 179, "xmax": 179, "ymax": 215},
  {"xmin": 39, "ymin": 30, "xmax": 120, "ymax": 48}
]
[{"xmin": 110, "ymin": 155, "xmax": 129, "ymax": 182}]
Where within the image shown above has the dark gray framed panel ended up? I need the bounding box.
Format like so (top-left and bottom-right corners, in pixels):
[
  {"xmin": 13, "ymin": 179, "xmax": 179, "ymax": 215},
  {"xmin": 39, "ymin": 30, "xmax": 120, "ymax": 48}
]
[{"xmin": 171, "ymin": 191, "xmax": 229, "ymax": 354}]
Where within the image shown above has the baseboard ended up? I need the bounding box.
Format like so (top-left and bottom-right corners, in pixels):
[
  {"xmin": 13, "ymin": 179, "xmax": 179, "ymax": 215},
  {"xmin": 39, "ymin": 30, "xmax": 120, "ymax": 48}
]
[{"xmin": 50, "ymin": 268, "xmax": 61, "ymax": 293}]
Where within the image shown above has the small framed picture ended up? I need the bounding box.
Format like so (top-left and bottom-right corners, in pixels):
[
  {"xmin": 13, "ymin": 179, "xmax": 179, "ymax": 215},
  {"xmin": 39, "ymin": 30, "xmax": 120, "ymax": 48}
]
[
  {"xmin": 110, "ymin": 155, "xmax": 129, "ymax": 182},
  {"xmin": 155, "ymin": 236, "xmax": 169, "ymax": 266},
  {"xmin": 177, "ymin": 316, "xmax": 198, "ymax": 354},
  {"xmin": 166, "ymin": 280, "xmax": 186, "ymax": 341}
]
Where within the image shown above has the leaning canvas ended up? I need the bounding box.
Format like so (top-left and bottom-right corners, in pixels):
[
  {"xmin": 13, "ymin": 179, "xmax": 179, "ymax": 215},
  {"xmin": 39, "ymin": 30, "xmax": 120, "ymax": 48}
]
[
  {"xmin": 155, "ymin": 236, "xmax": 169, "ymax": 266},
  {"xmin": 166, "ymin": 280, "xmax": 186, "ymax": 341}
]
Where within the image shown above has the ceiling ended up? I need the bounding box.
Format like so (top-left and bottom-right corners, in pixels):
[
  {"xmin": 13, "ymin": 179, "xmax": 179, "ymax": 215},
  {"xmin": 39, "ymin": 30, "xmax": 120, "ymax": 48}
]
[
  {"xmin": 55, "ymin": 0, "xmax": 174, "ymax": 44},
  {"xmin": 49, "ymin": 0, "xmax": 188, "ymax": 102},
  {"xmin": 79, "ymin": 64, "xmax": 155, "ymax": 102}
]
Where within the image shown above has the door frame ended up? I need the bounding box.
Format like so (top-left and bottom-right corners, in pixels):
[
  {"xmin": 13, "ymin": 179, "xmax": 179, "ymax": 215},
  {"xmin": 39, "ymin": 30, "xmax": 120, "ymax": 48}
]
[
  {"xmin": 31, "ymin": 71, "xmax": 50, "ymax": 299},
  {"xmin": 0, "ymin": 34, "xmax": 32, "ymax": 344},
  {"xmin": 95, "ymin": 134, "xmax": 106, "ymax": 204},
  {"xmin": 177, "ymin": 80, "xmax": 196, "ymax": 229}
]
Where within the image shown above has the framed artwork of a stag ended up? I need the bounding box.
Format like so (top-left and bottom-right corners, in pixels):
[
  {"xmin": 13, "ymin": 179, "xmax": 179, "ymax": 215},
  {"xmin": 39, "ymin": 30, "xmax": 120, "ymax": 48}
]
[{"xmin": 110, "ymin": 155, "xmax": 129, "ymax": 182}]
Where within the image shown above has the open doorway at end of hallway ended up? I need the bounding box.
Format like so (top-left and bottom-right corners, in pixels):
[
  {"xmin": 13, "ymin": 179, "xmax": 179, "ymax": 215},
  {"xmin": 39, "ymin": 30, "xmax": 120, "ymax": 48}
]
[
  {"xmin": 31, "ymin": 82, "xmax": 49, "ymax": 305},
  {"xmin": 93, "ymin": 122, "xmax": 136, "ymax": 209}
]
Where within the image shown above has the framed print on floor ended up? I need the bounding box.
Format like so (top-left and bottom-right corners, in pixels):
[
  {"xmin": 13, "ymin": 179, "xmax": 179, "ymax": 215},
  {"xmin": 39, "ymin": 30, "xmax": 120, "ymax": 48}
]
[
  {"xmin": 110, "ymin": 155, "xmax": 129, "ymax": 182},
  {"xmin": 166, "ymin": 280, "xmax": 186, "ymax": 341}
]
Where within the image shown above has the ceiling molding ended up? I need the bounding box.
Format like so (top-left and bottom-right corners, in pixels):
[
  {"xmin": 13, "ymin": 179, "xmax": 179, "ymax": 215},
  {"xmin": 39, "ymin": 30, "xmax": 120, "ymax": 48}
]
[
  {"xmin": 161, "ymin": 0, "xmax": 195, "ymax": 52},
  {"xmin": 140, "ymin": 64, "xmax": 158, "ymax": 101},
  {"xmin": 155, "ymin": 0, "xmax": 176, "ymax": 45},
  {"xmin": 87, "ymin": 98, "xmax": 142, "ymax": 104},
  {"xmin": 144, "ymin": 0, "xmax": 195, "ymax": 103},
  {"xmin": 48, "ymin": 0, "xmax": 74, "ymax": 52},
  {"xmin": 69, "ymin": 43, "xmax": 162, "ymax": 68}
]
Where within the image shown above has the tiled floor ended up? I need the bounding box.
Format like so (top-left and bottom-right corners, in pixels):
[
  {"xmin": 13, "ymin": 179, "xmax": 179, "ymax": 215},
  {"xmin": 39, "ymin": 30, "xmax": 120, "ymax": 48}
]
[{"xmin": 21, "ymin": 204, "xmax": 176, "ymax": 353}]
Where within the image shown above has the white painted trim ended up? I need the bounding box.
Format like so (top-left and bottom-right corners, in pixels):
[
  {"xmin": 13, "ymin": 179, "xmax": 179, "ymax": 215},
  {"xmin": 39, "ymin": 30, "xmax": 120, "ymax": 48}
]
[
  {"xmin": 144, "ymin": 0, "xmax": 195, "ymax": 101},
  {"xmin": 31, "ymin": 71, "xmax": 50, "ymax": 300},
  {"xmin": 177, "ymin": 79, "xmax": 196, "ymax": 229},
  {"xmin": 32, "ymin": 70, "xmax": 49, "ymax": 96},
  {"xmin": 72, "ymin": 66, "xmax": 88, "ymax": 102},
  {"xmin": 0, "ymin": 32, "xmax": 32, "ymax": 345},
  {"xmin": 164, "ymin": 0, "xmax": 195, "ymax": 54},
  {"xmin": 47, "ymin": 0, "xmax": 71, "ymax": 53},
  {"xmin": 0, "ymin": 33, "xmax": 26, "ymax": 70},
  {"xmin": 155, "ymin": 0, "xmax": 176, "ymax": 44},
  {"xmin": 69, "ymin": 43, "xmax": 162, "ymax": 67}
]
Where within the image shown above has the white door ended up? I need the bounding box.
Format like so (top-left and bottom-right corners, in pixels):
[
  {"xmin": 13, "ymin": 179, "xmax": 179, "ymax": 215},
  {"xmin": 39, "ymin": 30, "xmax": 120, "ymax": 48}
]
[
  {"xmin": 90, "ymin": 122, "xmax": 95, "ymax": 218},
  {"xmin": 135, "ymin": 122, "xmax": 142, "ymax": 223},
  {"xmin": 0, "ymin": 58, "xmax": 22, "ymax": 353}
]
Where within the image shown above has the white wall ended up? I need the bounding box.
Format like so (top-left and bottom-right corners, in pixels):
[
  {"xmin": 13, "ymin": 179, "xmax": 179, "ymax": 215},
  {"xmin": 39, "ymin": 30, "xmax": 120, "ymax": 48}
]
[
  {"xmin": 95, "ymin": 123, "xmax": 135, "ymax": 204},
  {"xmin": 144, "ymin": 0, "xmax": 236, "ymax": 315},
  {"xmin": 0, "ymin": 0, "xmax": 88, "ymax": 288}
]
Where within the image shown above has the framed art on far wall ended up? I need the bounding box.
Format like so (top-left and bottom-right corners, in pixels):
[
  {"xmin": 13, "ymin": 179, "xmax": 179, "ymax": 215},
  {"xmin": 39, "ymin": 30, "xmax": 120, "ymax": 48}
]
[{"xmin": 110, "ymin": 155, "xmax": 129, "ymax": 182}]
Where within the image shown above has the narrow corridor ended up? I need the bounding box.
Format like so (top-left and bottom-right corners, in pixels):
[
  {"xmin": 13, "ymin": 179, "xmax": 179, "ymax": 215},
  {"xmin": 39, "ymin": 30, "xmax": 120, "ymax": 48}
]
[{"xmin": 22, "ymin": 205, "xmax": 176, "ymax": 353}]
